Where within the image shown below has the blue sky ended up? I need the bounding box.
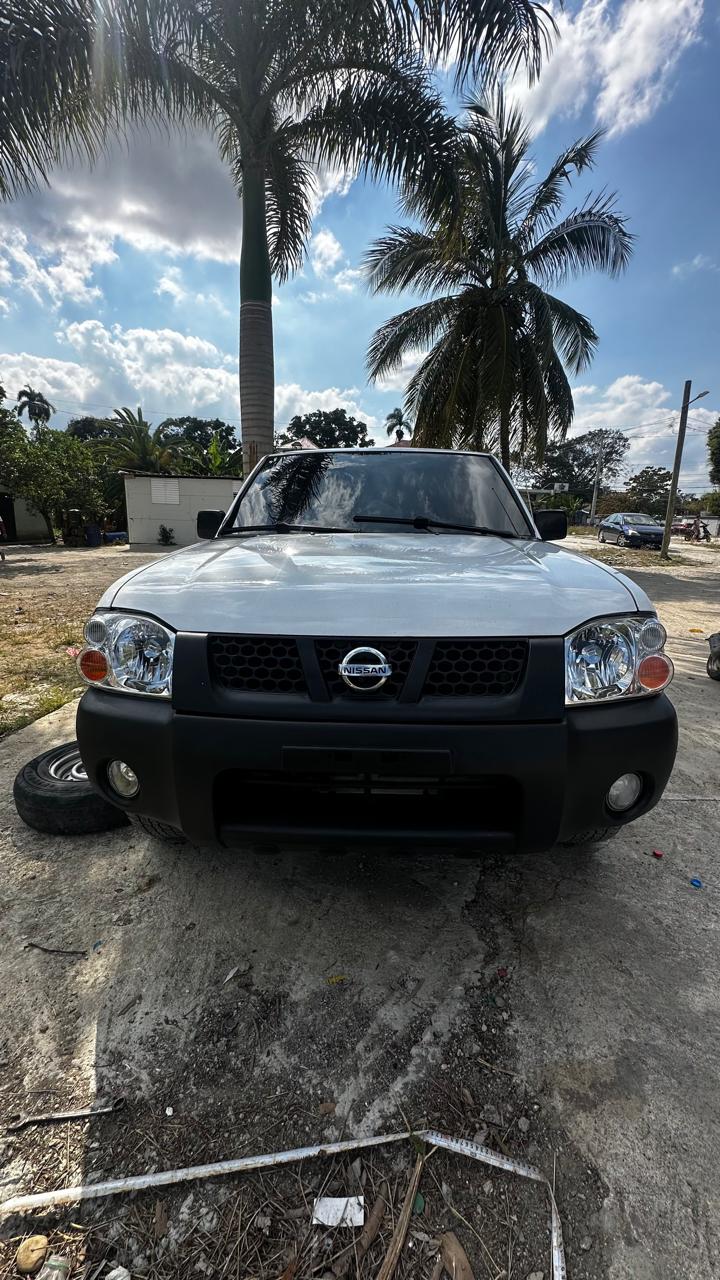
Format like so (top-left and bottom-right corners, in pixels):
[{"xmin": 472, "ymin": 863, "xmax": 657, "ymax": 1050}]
[{"xmin": 0, "ymin": 0, "xmax": 718, "ymax": 488}]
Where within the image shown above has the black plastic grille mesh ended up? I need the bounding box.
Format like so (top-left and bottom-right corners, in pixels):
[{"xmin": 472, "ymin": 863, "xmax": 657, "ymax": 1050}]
[
  {"xmin": 423, "ymin": 640, "xmax": 528, "ymax": 697},
  {"xmin": 209, "ymin": 636, "xmax": 307, "ymax": 693},
  {"xmin": 316, "ymin": 639, "xmax": 417, "ymax": 699}
]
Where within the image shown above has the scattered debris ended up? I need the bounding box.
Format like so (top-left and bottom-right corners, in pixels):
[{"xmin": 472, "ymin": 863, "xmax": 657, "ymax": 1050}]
[
  {"xmin": 439, "ymin": 1230, "xmax": 475, "ymax": 1280},
  {"xmin": 326, "ymin": 974, "xmax": 349, "ymax": 986},
  {"xmin": 332, "ymin": 1187, "xmax": 387, "ymax": 1278},
  {"xmin": 652, "ymin": 849, "xmax": 664, "ymax": 859},
  {"xmin": 497, "ymin": 967, "xmax": 508, "ymax": 978},
  {"xmin": 312, "ymin": 1196, "xmax": 364, "ymax": 1227},
  {"xmin": 24, "ymin": 941, "xmax": 87, "ymax": 958},
  {"xmin": 518, "ymin": 1117, "xmax": 531, "ymax": 1134},
  {"xmin": 36, "ymin": 1258, "xmax": 70, "ymax": 1279},
  {"xmin": 7, "ymin": 1098, "xmax": 124, "ymax": 1133},
  {"xmin": 318, "ymin": 1101, "xmax": 336, "ymax": 1116},
  {"xmin": 0, "ymin": 1128, "xmax": 567, "ymax": 1279},
  {"xmin": 691, "ymin": 878, "xmax": 703, "ymax": 889},
  {"xmin": 15, "ymin": 1233, "xmax": 48, "ymax": 1275},
  {"xmin": 461, "ymin": 1086, "xmax": 475, "ymax": 1111},
  {"xmin": 105, "ymin": 1268, "xmax": 131, "ymax": 1280},
  {"xmin": 165, "ymin": 1107, "xmax": 174, "ymax": 1117},
  {"xmin": 376, "ymin": 1153, "xmax": 424, "ymax": 1280},
  {"xmin": 92, "ymin": 940, "xmax": 103, "ymax": 953},
  {"xmin": 412, "ymin": 1192, "xmax": 425, "ymax": 1215},
  {"xmin": 118, "ymin": 994, "xmax": 141, "ymax": 1017},
  {"xmin": 223, "ymin": 960, "xmax": 251, "ymax": 984},
  {"xmin": 528, "ymin": 1272, "xmax": 544, "ymax": 1280},
  {"xmin": 154, "ymin": 1199, "xmax": 169, "ymax": 1239}
]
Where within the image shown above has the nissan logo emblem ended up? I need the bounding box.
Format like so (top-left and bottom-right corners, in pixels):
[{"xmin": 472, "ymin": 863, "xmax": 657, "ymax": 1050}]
[{"xmin": 338, "ymin": 646, "xmax": 393, "ymax": 691}]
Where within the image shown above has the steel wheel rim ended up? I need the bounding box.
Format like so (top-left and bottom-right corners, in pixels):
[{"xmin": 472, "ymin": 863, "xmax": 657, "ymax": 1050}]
[{"xmin": 48, "ymin": 746, "xmax": 88, "ymax": 783}]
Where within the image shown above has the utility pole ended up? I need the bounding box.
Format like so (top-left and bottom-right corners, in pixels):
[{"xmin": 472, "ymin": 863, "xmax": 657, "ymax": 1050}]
[
  {"xmin": 660, "ymin": 381, "xmax": 709, "ymax": 560},
  {"xmin": 589, "ymin": 448, "xmax": 603, "ymax": 523}
]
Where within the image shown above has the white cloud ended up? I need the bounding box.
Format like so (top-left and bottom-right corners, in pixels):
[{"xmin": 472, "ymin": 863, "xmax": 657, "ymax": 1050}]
[
  {"xmin": 155, "ymin": 266, "xmax": 230, "ymax": 315},
  {"xmin": 671, "ymin": 253, "xmax": 719, "ymax": 279},
  {"xmin": 510, "ymin": 0, "xmax": 703, "ymax": 136},
  {"xmin": 0, "ymin": 225, "xmax": 116, "ymax": 307},
  {"xmin": 568, "ymin": 374, "xmax": 717, "ymax": 489},
  {"xmin": 333, "ymin": 266, "xmax": 364, "ymax": 293},
  {"xmin": 0, "ymin": 351, "xmax": 100, "ymax": 404},
  {"xmin": 310, "ymin": 228, "xmax": 344, "ymax": 277}
]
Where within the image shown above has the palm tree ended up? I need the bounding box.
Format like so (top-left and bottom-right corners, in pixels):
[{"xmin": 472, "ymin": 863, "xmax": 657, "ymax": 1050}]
[
  {"xmin": 366, "ymin": 96, "xmax": 633, "ymax": 469},
  {"xmin": 384, "ymin": 406, "xmax": 414, "ymax": 440},
  {"xmin": 101, "ymin": 407, "xmax": 179, "ymax": 473},
  {"xmin": 2, "ymin": 2, "xmax": 554, "ymax": 474},
  {"xmin": 16, "ymin": 386, "xmax": 56, "ymax": 431}
]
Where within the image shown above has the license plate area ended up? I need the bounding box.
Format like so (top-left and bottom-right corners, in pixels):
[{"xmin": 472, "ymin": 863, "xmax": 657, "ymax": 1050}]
[{"xmin": 281, "ymin": 747, "xmax": 453, "ymax": 776}]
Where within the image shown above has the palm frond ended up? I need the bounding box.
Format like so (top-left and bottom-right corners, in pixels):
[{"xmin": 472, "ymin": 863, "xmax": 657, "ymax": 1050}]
[
  {"xmin": 266, "ymin": 127, "xmax": 315, "ymax": 280},
  {"xmin": 524, "ymin": 194, "xmax": 634, "ymax": 284},
  {"xmin": 518, "ymin": 130, "xmax": 605, "ymax": 242},
  {"xmin": 366, "ymin": 296, "xmax": 460, "ymax": 382},
  {"xmin": 542, "ymin": 292, "xmax": 598, "ymax": 373},
  {"xmin": 364, "ymin": 228, "xmax": 467, "ymax": 296},
  {"xmin": 384, "ymin": 0, "xmax": 556, "ymax": 86}
]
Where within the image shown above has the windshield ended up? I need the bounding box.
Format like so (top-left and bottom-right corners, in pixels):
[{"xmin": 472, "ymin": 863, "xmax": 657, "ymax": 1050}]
[
  {"xmin": 226, "ymin": 451, "xmax": 534, "ymax": 536},
  {"xmin": 622, "ymin": 513, "xmax": 658, "ymax": 526}
]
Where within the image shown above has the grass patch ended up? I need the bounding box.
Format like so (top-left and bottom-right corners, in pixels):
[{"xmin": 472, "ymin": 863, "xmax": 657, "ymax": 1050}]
[
  {"xmin": 576, "ymin": 545, "xmax": 690, "ymax": 569},
  {"xmin": 0, "ymin": 597, "xmax": 92, "ymax": 738}
]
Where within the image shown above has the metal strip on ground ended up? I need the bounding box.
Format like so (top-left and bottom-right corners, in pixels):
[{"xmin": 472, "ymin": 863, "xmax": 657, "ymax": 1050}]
[{"xmin": 1, "ymin": 1127, "xmax": 566, "ymax": 1278}]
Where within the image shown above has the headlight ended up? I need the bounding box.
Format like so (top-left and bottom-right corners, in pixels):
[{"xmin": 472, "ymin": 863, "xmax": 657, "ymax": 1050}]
[
  {"xmin": 78, "ymin": 612, "xmax": 175, "ymax": 697},
  {"xmin": 566, "ymin": 615, "xmax": 673, "ymax": 705}
]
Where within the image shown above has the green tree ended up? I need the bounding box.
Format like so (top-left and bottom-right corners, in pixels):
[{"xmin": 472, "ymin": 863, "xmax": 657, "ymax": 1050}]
[
  {"xmin": 279, "ymin": 409, "xmax": 375, "ymax": 449},
  {"xmin": 384, "ymin": 407, "xmax": 414, "ymax": 441},
  {"xmin": 0, "ymin": 424, "xmax": 105, "ymax": 542},
  {"xmin": 160, "ymin": 416, "xmax": 238, "ymax": 454},
  {"xmin": 100, "ymin": 407, "xmax": 179, "ymax": 473},
  {"xmin": 699, "ymin": 490, "xmax": 720, "ymax": 517},
  {"xmin": 531, "ymin": 429, "xmax": 629, "ymax": 496},
  {"xmin": 180, "ymin": 431, "xmax": 243, "ymax": 477},
  {"xmin": 708, "ymin": 417, "xmax": 720, "ymax": 487},
  {"xmin": 624, "ymin": 466, "xmax": 672, "ymax": 516},
  {"xmin": 16, "ymin": 385, "xmax": 56, "ymax": 430},
  {"xmin": 366, "ymin": 96, "xmax": 632, "ymax": 468},
  {"xmin": 66, "ymin": 415, "xmax": 119, "ymax": 441}
]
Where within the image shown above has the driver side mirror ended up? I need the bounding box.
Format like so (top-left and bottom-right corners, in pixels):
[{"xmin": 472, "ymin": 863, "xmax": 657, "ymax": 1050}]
[
  {"xmin": 197, "ymin": 509, "xmax": 225, "ymax": 539},
  {"xmin": 534, "ymin": 509, "xmax": 567, "ymax": 541}
]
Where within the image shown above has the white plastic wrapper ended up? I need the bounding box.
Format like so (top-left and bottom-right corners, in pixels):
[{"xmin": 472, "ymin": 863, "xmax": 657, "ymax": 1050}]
[{"xmin": 312, "ymin": 1195, "xmax": 365, "ymax": 1227}]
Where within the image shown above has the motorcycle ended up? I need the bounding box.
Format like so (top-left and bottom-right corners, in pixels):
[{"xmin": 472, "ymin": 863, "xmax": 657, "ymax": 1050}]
[{"xmin": 684, "ymin": 522, "xmax": 712, "ymax": 542}]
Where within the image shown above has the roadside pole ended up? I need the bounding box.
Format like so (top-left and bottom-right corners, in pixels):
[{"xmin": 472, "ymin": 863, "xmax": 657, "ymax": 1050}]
[
  {"xmin": 660, "ymin": 381, "xmax": 709, "ymax": 560},
  {"xmin": 589, "ymin": 449, "xmax": 603, "ymax": 524}
]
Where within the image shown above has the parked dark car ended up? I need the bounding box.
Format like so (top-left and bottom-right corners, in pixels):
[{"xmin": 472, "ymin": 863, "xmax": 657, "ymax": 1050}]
[{"xmin": 597, "ymin": 513, "xmax": 663, "ymax": 548}]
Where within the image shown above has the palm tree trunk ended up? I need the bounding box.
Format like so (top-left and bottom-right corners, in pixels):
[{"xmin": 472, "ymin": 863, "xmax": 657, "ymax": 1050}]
[
  {"xmin": 499, "ymin": 399, "xmax": 511, "ymax": 471},
  {"xmin": 239, "ymin": 162, "xmax": 274, "ymax": 477}
]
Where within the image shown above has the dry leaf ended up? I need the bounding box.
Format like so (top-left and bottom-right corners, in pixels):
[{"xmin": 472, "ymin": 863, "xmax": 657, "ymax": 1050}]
[
  {"xmin": 154, "ymin": 1199, "xmax": 169, "ymax": 1239},
  {"xmin": 439, "ymin": 1231, "xmax": 475, "ymax": 1280}
]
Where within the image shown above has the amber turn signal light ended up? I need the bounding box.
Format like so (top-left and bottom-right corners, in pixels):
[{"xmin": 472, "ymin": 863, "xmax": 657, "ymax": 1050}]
[
  {"xmin": 637, "ymin": 653, "xmax": 673, "ymax": 692},
  {"xmin": 78, "ymin": 648, "xmax": 109, "ymax": 683}
]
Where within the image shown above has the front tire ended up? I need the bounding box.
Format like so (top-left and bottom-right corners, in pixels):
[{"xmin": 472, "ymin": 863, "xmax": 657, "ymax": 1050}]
[
  {"xmin": 708, "ymin": 657, "xmax": 720, "ymax": 682},
  {"xmin": 128, "ymin": 814, "xmax": 187, "ymax": 845},
  {"xmin": 598, "ymin": 530, "xmax": 606, "ymax": 543},
  {"xmin": 13, "ymin": 742, "xmax": 128, "ymax": 836}
]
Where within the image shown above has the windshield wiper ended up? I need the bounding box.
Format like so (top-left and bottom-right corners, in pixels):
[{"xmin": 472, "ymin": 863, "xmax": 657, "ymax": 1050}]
[
  {"xmin": 353, "ymin": 514, "xmax": 525, "ymax": 538},
  {"xmin": 221, "ymin": 522, "xmax": 347, "ymax": 536}
]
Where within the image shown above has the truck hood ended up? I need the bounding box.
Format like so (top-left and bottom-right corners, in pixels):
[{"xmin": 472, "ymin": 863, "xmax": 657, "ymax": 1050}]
[{"xmin": 101, "ymin": 533, "xmax": 648, "ymax": 637}]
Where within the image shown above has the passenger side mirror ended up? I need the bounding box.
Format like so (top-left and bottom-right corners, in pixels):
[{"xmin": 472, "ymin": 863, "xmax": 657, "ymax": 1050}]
[
  {"xmin": 534, "ymin": 509, "xmax": 567, "ymax": 541},
  {"xmin": 197, "ymin": 509, "xmax": 225, "ymax": 539}
]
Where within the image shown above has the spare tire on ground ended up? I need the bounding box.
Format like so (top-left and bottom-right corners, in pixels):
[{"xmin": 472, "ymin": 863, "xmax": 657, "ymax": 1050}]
[{"xmin": 13, "ymin": 741, "xmax": 128, "ymax": 836}]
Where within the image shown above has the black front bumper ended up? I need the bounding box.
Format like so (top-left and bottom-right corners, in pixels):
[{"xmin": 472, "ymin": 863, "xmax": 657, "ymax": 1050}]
[{"xmin": 76, "ymin": 688, "xmax": 677, "ymax": 853}]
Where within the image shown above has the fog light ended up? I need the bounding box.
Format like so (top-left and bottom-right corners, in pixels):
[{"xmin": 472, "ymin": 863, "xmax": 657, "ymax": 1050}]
[
  {"xmin": 107, "ymin": 759, "xmax": 139, "ymax": 798},
  {"xmin": 607, "ymin": 772, "xmax": 642, "ymax": 812}
]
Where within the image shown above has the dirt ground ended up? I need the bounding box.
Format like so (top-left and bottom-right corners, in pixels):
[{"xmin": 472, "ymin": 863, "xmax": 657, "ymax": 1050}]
[{"xmin": 0, "ymin": 543, "xmax": 719, "ymax": 1279}]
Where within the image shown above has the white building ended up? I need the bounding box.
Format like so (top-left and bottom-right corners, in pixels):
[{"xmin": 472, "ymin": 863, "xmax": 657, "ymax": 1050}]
[{"xmin": 123, "ymin": 474, "xmax": 243, "ymax": 547}]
